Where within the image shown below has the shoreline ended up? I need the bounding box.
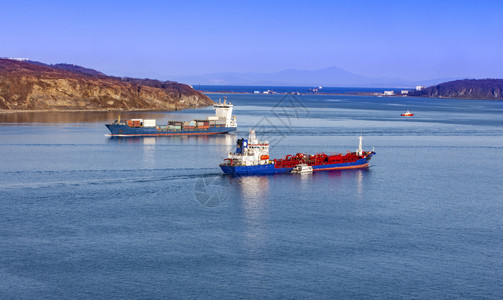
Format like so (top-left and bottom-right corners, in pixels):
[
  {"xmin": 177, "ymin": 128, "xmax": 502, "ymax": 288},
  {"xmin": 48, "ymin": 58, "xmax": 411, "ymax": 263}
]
[
  {"xmin": 201, "ymin": 91, "xmax": 379, "ymax": 96},
  {"xmin": 0, "ymin": 107, "xmax": 209, "ymax": 114},
  {"xmin": 1, "ymin": 93, "xmax": 500, "ymax": 114},
  {"xmin": 0, "ymin": 109, "xmax": 169, "ymax": 114},
  {"xmin": 200, "ymin": 91, "xmax": 502, "ymax": 100}
]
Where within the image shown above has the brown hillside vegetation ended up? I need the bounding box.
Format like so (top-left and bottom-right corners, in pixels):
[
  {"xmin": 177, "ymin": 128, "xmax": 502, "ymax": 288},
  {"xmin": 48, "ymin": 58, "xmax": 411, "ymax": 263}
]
[{"xmin": 0, "ymin": 59, "xmax": 214, "ymax": 110}]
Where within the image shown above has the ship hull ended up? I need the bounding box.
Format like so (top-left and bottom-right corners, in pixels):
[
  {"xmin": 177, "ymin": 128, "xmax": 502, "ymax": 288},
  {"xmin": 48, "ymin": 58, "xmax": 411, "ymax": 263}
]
[
  {"xmin": 106, "ymin": 124, "xmax": 236, "ymax": 137},
  {"xmin": 221, "ymin": 153, "xmax": 374, "ymax": 175},
  {"xmin": 220, "ymin": 164, "xmax": 293, "ymax": 175},
  {"xmin": 311, "ymin": 156, "xmax": 372, "ymax": 171}
]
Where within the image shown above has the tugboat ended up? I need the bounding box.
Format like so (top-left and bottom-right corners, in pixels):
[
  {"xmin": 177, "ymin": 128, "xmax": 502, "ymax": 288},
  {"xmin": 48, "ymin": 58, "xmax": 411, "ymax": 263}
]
[
  {"xmin": 220, "ymin": 130, "xmax": 375, "ymax": 175},
  {"xmin": 291, "ymin": 164, "xmax": 314, "ymax": 174},
  {"xmin": 401, "ymin": 110, "xmax": 414, "ymax": 117}
]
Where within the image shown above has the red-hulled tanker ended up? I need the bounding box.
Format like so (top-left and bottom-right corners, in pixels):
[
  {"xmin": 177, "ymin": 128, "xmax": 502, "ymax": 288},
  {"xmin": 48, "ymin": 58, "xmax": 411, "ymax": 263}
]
[{"xmin": 220, "ymin": 130, "xmax": 375, "ymax": 175}]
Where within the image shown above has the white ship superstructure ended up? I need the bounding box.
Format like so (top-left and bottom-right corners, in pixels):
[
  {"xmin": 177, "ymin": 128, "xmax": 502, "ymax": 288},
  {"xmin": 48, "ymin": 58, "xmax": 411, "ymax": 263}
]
[
  {"xmin": 210, "ymin": 97, "xmax": 237, "ymax": 128},
  {"xmin": 224, "ymin": 129, "xmax": 270, "ymax": 166}
]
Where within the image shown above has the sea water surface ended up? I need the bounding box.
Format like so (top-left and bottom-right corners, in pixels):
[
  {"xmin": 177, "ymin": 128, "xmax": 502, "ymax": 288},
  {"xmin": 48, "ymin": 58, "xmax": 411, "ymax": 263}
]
[{"xmin": 1, "ymin": 94, "xmax": 502, "ymax": 298}]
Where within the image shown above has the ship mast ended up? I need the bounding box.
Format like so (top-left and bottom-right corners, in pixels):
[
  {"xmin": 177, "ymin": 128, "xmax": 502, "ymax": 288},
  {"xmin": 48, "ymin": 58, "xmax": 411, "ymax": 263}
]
[{"xmin": 358, "ymin": 135, "xmax": 363, "ymax": 156}]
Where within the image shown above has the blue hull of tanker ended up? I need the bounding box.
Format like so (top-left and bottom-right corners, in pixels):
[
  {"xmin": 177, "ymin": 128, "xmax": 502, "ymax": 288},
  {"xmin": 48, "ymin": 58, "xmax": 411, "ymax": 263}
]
[{"xmin": 220, "ymin": 164, "xmax": 293, "ymax": 175}]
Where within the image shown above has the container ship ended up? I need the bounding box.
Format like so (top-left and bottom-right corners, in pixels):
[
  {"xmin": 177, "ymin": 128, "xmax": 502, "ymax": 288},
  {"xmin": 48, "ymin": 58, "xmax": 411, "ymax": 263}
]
[
  {"xmin": 105, "ymin": 98, "xmax": 237, "ymax": 136},
  {"xmin": 220, "ymin": 130, "xmax": 375, "ymax": 175}
]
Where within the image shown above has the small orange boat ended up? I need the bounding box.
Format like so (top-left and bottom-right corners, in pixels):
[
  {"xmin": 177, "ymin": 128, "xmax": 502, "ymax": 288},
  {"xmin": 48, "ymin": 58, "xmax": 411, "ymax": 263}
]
[{"xmin": 401, "ymin": 110, "xmax": 414, "ymax": 117}]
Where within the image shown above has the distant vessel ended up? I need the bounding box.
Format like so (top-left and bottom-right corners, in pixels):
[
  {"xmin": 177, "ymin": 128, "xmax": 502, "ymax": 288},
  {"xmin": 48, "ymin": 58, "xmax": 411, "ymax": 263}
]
[
  {"xmin": 105, "ymin": 98, "xmax": 237, "ymax": 136},
  {"xmin": 308, "ymin": 86, "xmax": 323, "ymax": 93},
  {"xmin": 220, "ymin": 130, "xmax": 375, "ymax": 175},
  {"xmin": 401, "ymin": 110, "xmax": 414, "ymax": 117}
]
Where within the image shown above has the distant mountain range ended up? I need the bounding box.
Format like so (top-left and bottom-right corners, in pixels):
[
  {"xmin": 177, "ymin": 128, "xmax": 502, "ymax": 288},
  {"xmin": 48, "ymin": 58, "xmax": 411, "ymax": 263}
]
[{"xmin": 170, "ymin": 67, "xmax": 459, "ymax": 88}]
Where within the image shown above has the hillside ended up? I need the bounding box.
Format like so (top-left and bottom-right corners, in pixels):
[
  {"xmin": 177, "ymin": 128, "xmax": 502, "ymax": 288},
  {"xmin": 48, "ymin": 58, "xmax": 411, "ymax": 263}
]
[
  {"xmin": 0, "ymin": 59, "xmax": 214, "ymax": 111},
  {"xmin": 410, "ymin": 79, "xmax": 503, "ymax": 100}
]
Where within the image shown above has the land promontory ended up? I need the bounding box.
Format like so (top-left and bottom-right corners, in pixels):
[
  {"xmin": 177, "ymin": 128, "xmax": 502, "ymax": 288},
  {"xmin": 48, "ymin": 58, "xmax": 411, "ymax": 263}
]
[
  {"xmin": 0, "ymin": 59, "xmax": 214, "ymax": 111},
  {"xmin": 410, "ymin": 79, "xmax": 503, "ymax": 100}
]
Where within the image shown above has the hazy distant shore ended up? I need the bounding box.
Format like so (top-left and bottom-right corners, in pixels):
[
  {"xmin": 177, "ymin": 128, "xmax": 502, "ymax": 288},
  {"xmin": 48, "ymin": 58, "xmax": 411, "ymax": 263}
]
[{"xmin": 201, "ymin": 91, "xmax": 383, "ymax": 97}]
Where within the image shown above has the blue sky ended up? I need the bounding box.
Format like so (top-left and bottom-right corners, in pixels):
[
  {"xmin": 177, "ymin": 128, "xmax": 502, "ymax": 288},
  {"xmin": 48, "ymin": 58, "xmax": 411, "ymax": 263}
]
[{"xmin": 1, "ymin": 0, "xmax": 502, "ymax": 81}]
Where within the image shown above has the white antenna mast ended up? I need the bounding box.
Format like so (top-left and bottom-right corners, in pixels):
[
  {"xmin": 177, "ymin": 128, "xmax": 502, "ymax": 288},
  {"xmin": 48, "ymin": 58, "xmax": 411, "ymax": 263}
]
[{"xmin": 358, "ymin": 135, "xmax": 363, "ymax": 156}]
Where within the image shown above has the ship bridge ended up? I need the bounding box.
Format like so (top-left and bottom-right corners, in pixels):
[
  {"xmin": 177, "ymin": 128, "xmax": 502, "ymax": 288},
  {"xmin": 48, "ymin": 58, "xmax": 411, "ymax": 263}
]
[{"xmin": 212, "ymin": 97, "xmax": 237, "ymax": 128}]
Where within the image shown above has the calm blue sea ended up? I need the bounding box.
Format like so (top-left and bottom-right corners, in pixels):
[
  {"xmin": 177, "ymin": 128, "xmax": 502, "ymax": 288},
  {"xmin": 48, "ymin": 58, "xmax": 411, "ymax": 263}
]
[{"xmin": 1, "ymin": 93, "xmax": 502, "ymax": 298}]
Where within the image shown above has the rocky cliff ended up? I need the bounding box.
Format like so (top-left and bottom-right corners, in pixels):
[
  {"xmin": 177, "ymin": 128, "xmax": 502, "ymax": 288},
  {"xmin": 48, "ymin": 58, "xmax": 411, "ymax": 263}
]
[
  {"xmin": 0, "ymin": 59, "xmax": 214, "ymax": 110},
  {"xmin": 410, "ymin": 79, "xmax": 503, "ymax": 100}
]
